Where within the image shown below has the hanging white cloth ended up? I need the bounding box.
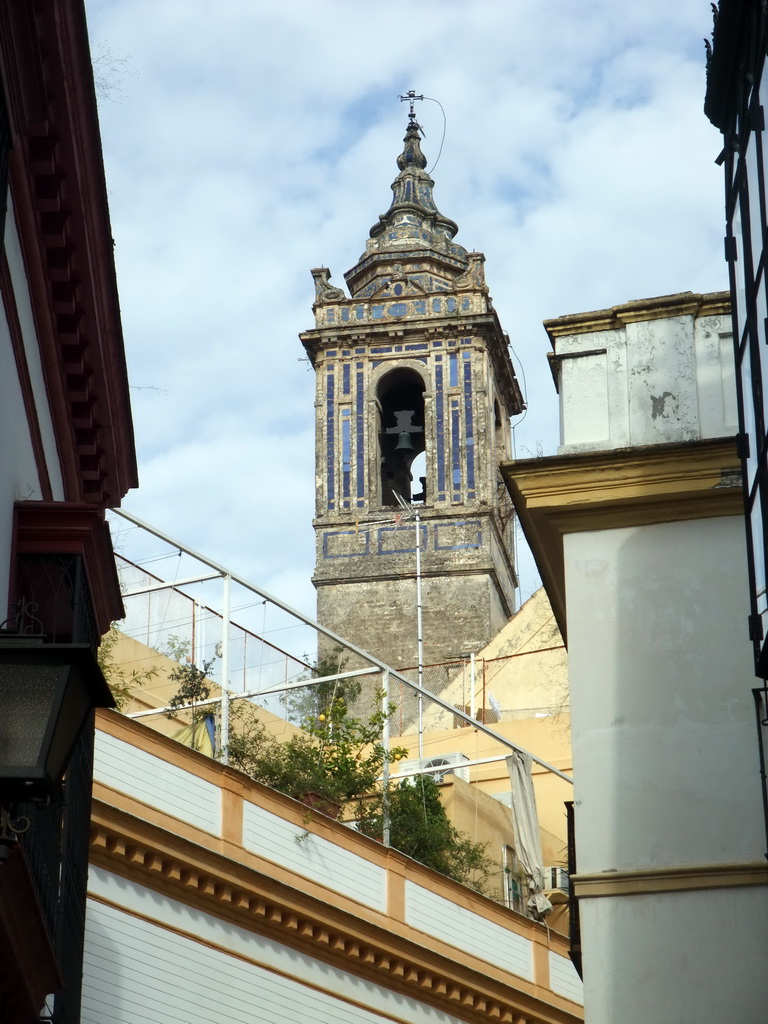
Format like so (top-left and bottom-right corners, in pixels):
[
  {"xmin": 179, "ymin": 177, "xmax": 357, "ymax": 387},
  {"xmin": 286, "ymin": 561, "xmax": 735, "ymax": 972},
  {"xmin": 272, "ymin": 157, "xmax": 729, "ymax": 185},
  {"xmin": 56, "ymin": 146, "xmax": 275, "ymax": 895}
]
[{"xmin": 506, "ymin": 751, "xmax": 546, "ymax": 893}]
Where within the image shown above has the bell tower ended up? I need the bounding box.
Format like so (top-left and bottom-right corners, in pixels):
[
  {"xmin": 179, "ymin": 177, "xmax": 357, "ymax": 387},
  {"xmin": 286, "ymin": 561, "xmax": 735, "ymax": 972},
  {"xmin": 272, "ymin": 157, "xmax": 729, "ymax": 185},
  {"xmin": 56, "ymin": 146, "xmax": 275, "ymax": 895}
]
[{"xmin": 300, "ymin": 100, "xmax": 524, "ymax": 674}]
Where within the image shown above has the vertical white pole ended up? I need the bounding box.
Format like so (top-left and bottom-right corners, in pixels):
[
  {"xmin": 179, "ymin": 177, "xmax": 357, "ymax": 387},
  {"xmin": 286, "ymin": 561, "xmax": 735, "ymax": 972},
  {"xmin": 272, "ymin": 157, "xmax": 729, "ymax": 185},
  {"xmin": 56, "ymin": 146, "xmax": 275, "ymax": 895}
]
[
  {"xmin": 220, "ymin": 574, "xmax": 231, "ymax": 764},
  {"xmin": 415, "ymin": 509, "xmax": 424, "ymax": 759},
  {"xmin": 382, "ymin": 670, "xmax": 391, "ymax": 847},
  {"xmin": 470, "ymin": 652, "xmax": 476, "ymax": 721}
]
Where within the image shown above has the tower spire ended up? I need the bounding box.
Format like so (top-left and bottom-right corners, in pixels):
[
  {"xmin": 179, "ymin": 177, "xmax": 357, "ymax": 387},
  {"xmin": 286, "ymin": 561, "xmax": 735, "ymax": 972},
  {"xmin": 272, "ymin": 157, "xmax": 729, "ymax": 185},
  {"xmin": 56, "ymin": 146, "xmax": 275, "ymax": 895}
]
[
  {"xmin": 344, "ymin": 93, "xmax": 465, "ymax": 299},
  {"xmin": 398, "ymin": 89, "xmax": 425, "ymax": 129}
]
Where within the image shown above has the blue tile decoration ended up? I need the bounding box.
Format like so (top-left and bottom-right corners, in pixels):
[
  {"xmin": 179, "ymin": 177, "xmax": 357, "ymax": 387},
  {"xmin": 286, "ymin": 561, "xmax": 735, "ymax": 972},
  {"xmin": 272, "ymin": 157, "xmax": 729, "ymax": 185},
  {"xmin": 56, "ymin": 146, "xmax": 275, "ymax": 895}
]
[
  {"xmin": 435, "ymin": 360, "xmax": 446, "ymax": 498},
  {"xmin": 446, "ymin": 297, "xmax": 456, "ymax": 312},
  {"xmin": 405, "ymin": 343, "xmax": 428, "ymax": 351},
  {"xmin": 449, "ymin": 353, "xmax": 458, "ymax": 387},
  {"xmin": 377, "ymin": 523, "xmax": 428, "ymax": 555},
  {"xmin": 434, "ymin": 521, "xmax": 482, "ymax": 551},
  {"xmin": 323, "ymin": 529, "xmax": 371, "ymax": 558},
  {"xmin": 388, "ymin": 303, "xmax": 407, "ymax": 316},
  {"xmin": 341, "ymin": 408, "xmax": 351, "ymax": 502},
  {"xmin": 371, "ymin": 347, "xmax": 392, "ymax": 354},
  {"xmin": 326, "ymin": 368, "xmax": 335, "ymax": 508},
  {"xmin": 451, "ymin": 397, "xmax": 461, "ymax": 499},
  {"xmin": 373, "ymin": 305, "xmax": 384, "ymax": 319},
  {"xmin": 356, "ymin": 366, "xmax": 365, "ymax": 500},
  {"xmin": 464, "ymin": 353, "xmax": 475, "ymax": 491},
  {"xmin": 342, "ymin": 363, "xmax": 350, "ymax": 395},
  {"xmin": 356, "ymin": 307, "xmax": 365, "ymax": 320}
]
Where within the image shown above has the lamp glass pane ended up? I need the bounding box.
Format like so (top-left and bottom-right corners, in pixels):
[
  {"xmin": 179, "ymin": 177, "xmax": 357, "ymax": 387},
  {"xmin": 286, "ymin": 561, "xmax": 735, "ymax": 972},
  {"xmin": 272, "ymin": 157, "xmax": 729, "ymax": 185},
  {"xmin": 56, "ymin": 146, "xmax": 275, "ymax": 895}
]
[{"xmin": 0, "ymin": 663, "xmax": 66, "ymax": 768}]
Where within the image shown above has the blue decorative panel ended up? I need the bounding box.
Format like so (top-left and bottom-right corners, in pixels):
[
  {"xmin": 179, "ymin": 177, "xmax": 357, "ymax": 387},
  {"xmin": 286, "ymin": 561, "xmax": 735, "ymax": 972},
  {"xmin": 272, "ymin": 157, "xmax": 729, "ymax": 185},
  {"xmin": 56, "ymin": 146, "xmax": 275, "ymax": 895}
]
[
  {"xmin": 388, "ymin": 303, "xmax": 407, "ymax": 316},
  {"xmin": 326, "ymin": 369, "xmax": 335, "ymax": 508},
  {"xmin": 371, "ymin": 347, "xmax": 392, "ymax": 354},
  {"xmin": 446, "ymin": 297, "xmax": 456, "ymax": 312},
  {"xmin": 377, "ymin": 523, "xmax": 428, "ymax": 555},
  {"xmin": 342, "ymin": 363, "xmax": 350, "ymax": 395},
  {"xmin": 414, "ymin": 300, "xmax": 426, "ymax": 315},
  {"xmin": 435, "ymin": 360, "xmax": 446, "ymax": 498},
  {"xmin": 356, "ymin": 367, "xmax": 365, "ymax": 500},
  {"xmin": 434, "ymin": 521, "xmax": 482, "ymax": 550},
  {"xmin": 341, "ymin": 409, "xmax": 351, "ymax": 504},
  {"xmin": 323, "ymin": 530, "xmax": 371, "ymax": 558},
  {"xmin": 327, "ymin": 351, "xmax": 337, "ymax": 357},
  {"xmin": 464, "ymin": 353, "xmax": 475, "ymax": 491},
  {"xmin": 342, "ymin": 308, "xmax": 349, "ymax": 321},
  {"xmin": 432, "ymin": 298, "xmax": 441, "ymax": 313},
  {"xmin": 405, "ymin": 343, "xmax": 428, "ymax": 352},
  {"xmin": 326, "ymin": 309, "xmax": 335, "ymax": 323},
  {"xmin": 449, "ymin": 353, "xmax": 458, "ymax": 387},
  {"xmin": 373, "ymin": 305, "xmax": 384, "ymax": 319},
  {"xmin": 451, "ymin": 397, "xmax": 461, "ymax": 500},
  {"xmin": 461, "ymin": 337, "xmax": 472, "ymax": 345},
  {"xmin": 356, "ymin": 307, "xmax": 365, "ymax": 320}
]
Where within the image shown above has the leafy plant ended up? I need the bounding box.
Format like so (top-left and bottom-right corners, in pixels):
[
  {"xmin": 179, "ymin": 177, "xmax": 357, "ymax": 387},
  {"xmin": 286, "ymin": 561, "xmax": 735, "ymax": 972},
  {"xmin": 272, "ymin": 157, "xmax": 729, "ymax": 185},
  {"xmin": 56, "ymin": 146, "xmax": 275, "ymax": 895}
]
[
  {"xmin": 228, "ymin": 690, "xmax": 407, "ymax": 816},
  {"xmin": 165, "ymin": 635, "xmax": 218, "ymax": 750},
  {"xmin": 281, "ymin": 646, "xmax": 361, "ymax": 726},
  {"xmin": 98, "ymin": 623, "xmax": 159, "ymax": 710},
  {"xmin": 358, "ymin": 775, "xmax": 495, "ymax": 893}
]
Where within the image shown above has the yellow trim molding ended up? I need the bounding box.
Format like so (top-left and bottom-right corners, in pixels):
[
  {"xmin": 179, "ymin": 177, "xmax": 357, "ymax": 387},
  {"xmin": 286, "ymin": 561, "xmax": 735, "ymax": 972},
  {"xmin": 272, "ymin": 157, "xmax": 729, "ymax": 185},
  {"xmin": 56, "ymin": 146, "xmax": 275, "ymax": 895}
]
[
  {"xmin": 501, "ymin": 437, "xmax": 742, "ymax": 639},
  {"xmin": 573, "ymin": 861, "xmax": 768, "ymax": 899}
]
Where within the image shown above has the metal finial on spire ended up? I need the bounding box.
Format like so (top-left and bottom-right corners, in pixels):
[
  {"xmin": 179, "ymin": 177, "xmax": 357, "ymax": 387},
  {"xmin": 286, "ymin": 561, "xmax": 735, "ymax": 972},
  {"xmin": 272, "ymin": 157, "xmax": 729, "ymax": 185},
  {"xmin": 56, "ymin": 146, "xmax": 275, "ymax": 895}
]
[{"xmin": 399, "ymin": 90, "xmax": 424, "ymax": 130}]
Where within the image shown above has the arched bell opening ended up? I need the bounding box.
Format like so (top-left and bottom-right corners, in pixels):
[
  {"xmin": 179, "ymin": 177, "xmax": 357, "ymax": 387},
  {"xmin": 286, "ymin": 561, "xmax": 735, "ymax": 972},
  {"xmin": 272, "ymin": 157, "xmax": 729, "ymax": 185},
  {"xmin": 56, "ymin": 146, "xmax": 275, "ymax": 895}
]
[{"xmin": 377, "ymin": 367, "xmax": 426, "ymax": 506}]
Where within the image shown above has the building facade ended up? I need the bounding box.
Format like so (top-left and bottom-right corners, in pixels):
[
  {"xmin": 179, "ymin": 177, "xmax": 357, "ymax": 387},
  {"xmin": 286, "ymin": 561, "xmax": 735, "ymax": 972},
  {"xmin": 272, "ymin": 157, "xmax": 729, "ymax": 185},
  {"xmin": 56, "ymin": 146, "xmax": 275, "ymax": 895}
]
[
  {"xmin": 301, "ymin": 110, "xmax": 523, "ymax": 673},
  {"xmin": 504, "ymin": 292, "xmax": 768, "ymax": 1022},
  {"xmin": 0, "ymin": 2, "xmax": 137, "ymax": 1020},
  {"xmin": 705, "ymin": 0, "xmax": 768, "ymax": 678},
  {"xmin": 84, "ymin": 709, "xmax": 583, "ymax": 1024}
]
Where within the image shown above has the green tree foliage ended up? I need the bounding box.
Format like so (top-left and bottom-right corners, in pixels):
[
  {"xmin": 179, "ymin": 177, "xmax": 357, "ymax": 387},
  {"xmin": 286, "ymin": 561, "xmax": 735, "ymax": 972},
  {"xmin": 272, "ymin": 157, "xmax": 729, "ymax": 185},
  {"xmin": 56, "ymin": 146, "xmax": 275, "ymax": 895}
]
[
  {"xmin": 228, "ymin": 690, "xmax": 407, "ymax": 813},
  {"xmin": 280, "ymin": 646, "xmax": 361, "ymax": 726},
  {"xmin": 359, "ymin": 775, "xmax": 495, "ymax": 893}
]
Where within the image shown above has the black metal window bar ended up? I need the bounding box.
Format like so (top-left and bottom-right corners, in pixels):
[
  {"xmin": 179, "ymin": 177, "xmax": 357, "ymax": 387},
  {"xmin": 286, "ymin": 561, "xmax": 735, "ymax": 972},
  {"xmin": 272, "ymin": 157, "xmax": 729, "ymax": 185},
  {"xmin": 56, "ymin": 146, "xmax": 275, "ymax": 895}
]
[
  {"xmin": 13, "ymin": 553, "xmax": 99, "ymax": 650},
  {"xmin": 0, "ymin": 76, "xmax": 11, "ymax": 256},
  {"xmin": 10, "ymin": 553, "xmax": 100, "ymax": 1023},
  {"xmin": 565, "ymin": 800, "xmax": 582, "ymax": 980},
  {"xmin": 753, "ymin": 687, "xmax": 768, "ymax": 859}
]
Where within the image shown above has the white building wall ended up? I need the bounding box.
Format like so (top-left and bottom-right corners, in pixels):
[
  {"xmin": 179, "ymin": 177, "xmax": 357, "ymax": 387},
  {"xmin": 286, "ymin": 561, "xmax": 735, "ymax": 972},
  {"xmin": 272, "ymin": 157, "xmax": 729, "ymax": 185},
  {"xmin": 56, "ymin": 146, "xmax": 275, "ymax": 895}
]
[
  {"xmin": 552, "ymin": 296, "xmax": 768, "ymax": 1023},
  {"xmin": 404, "ymin": 880, "xmax": 534, "ymax": 981},
  {"xmin": 579, "ymin": 887, "xmax": 768, "ymax": 1023},
  {"xmin": 0, "ymin": 197, "xmax": 67, "ymax": 603},
  {"xmin": 83, "ymin": 867, "xmax": 472, "ymax": 1024},
  {"xmin": 556, "ymin": 310, "xmax": 735, "ymax": 453},
  {"xmin": 566, "ymin": 516, "xmax": 763, "ymax": 873},
  {"xmin": 94, "ymin": 731, "xmax": 222, "ymax": 835},
  {"xmin": 243, "ymin": 800, "xmax": 388, "ymax": 912}
]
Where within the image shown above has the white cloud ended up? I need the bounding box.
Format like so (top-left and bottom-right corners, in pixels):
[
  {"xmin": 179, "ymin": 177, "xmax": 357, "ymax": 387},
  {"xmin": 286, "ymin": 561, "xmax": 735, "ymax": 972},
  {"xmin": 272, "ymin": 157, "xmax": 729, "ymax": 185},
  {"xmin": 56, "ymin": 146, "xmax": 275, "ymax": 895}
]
[{"xmin": 87, "ymin": 0, "xmax": 727, "ymax": 616}]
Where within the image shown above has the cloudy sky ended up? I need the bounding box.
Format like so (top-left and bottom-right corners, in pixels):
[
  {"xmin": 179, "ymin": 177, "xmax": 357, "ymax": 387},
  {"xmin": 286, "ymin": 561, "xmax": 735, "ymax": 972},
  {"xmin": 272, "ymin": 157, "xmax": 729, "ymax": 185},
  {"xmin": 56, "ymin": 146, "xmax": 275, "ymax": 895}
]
[{"xmin": 87, "ymin": 0, "xmax": 726, "ymax": 617}]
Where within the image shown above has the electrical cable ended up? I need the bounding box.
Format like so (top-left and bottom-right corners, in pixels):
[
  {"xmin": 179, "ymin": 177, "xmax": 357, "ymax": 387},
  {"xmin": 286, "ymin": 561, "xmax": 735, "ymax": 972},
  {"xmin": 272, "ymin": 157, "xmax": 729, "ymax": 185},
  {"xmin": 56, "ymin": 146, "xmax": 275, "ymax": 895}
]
[{"xmin": 422, "ymin": 95, "xmax": 447, "ymax": 174}]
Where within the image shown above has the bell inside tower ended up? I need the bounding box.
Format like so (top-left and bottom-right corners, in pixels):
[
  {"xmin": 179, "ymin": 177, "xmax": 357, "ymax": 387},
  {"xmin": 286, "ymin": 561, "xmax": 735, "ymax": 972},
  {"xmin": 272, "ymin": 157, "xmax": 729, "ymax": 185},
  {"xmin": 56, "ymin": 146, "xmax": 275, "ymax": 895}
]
[{"xmin": 377, "ymin": 368, "xmax": 426, "ymax": 506}]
